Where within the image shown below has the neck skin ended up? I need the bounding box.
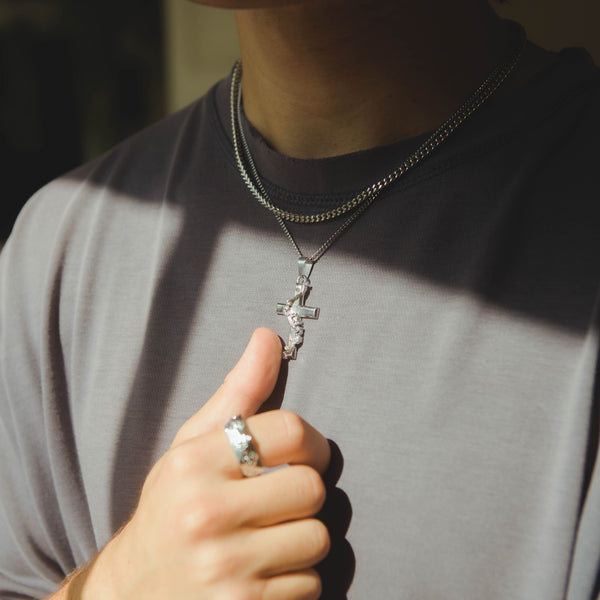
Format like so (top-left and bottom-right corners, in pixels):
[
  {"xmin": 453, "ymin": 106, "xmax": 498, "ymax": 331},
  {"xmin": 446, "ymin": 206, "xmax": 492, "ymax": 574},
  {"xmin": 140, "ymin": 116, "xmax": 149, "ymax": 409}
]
[{"xmin": 235, "ymin": 0, "xmax": 537, "ymax": 159}]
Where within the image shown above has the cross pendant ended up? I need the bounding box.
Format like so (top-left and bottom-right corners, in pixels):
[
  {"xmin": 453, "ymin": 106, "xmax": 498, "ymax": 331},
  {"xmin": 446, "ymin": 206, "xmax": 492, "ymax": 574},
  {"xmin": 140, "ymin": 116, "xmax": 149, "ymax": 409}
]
[{"xmin": 276, "ymin": 257, "xmax": 320, "ymax": 360}]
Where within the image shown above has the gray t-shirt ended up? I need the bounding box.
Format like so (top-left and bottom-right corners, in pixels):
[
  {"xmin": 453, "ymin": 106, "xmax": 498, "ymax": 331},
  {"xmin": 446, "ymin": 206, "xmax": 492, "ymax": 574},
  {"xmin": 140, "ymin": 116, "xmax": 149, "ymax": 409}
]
[{"xmin": 1, "ymin": 49, "xmax": 600, "ymax": 599}]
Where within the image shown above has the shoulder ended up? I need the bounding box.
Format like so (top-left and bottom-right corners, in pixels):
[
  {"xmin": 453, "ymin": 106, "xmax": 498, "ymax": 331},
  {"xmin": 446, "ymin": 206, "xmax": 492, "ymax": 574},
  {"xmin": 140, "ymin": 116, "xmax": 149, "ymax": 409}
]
[
  {"xmin": 2, "ymin": 77, "xmax": 232, "ymax": 271},
  {"xmin": 0, "ymin": 78, "xmax": 237, "ymax": 334}
]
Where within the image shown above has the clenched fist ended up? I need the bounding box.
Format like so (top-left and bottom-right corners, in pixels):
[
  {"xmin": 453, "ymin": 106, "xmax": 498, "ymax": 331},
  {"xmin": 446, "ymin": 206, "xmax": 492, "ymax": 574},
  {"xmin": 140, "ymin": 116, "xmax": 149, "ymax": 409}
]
[{"xmin": 56, "ymin": 329, "xmax": 331, "ymax": 600}]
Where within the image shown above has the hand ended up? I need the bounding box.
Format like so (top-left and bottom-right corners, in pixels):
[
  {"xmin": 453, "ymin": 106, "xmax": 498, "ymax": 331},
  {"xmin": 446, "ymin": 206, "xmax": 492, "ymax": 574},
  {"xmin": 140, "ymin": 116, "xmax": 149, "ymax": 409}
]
[{"xmin": 79, "ymin": 328, "xmax": 331, "ymax": 600}]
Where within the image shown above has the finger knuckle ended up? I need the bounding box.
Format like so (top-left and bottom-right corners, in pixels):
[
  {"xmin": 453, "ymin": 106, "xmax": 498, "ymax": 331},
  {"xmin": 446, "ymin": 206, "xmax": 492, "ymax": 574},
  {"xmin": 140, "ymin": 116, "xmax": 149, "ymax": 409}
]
[
  {"xmin": 259, "ymin": 571, "xmax": 321, "ymax": 600},
  {"xmin": 303, "ymin": 570, "xmax": 323, "ymax": 600},
  {"xmin": 280, "ymin": 411, "xmax": 307, "ymax": 450},
  {"xmin": 191, "ymin": 541, "xmax": 242, "ymax": 584},
  {"xmin": 163, "ymin": 444, "xmax": 195, "ymax": 479},
  {"xmin": 177, "ymin": 497, "xmax": 230, "ymax": 541},
  {"xmin": 306, "ymin": 519, "xmax": 331, "ymax": 561},
  {"xmin": 296, "ymin": 466, "xmax": 327, "ymax": 514}
]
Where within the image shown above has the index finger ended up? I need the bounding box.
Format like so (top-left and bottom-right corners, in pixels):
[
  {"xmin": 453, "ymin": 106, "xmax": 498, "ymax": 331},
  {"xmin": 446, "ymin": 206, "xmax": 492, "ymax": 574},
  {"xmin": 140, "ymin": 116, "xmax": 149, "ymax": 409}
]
[
  {"xmin": 180, "ymin": 410, "xmax": 331, "ymax": 478},
  {"xmin": 245, "ymin": 410, "xmax": 331, "ymax": 476}
]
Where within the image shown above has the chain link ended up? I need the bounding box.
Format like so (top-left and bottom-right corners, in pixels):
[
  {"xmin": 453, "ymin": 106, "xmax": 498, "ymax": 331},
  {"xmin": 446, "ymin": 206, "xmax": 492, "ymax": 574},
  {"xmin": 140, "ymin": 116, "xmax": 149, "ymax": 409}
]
[{"xmin": 230, "ymin": 25, "xmax": 526, "ymax": 261}]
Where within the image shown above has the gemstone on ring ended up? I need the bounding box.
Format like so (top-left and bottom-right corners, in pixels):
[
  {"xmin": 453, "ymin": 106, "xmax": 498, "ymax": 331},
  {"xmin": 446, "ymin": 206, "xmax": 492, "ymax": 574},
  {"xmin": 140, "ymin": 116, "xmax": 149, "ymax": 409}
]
[{"xmin": 224, "ymin": 415, "xmax": 264, "ymax": 477}]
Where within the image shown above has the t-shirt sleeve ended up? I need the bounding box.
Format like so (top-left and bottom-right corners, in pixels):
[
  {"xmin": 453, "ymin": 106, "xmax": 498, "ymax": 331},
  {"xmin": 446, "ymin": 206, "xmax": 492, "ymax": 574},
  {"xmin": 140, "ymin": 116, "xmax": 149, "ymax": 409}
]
[
  {"xmin": 0, "ymin": 186, "xmax": 83, "ymax": 599},
  {"xmin": 0, "ymin": 101, "xmax": 201, "ymax": 598}
]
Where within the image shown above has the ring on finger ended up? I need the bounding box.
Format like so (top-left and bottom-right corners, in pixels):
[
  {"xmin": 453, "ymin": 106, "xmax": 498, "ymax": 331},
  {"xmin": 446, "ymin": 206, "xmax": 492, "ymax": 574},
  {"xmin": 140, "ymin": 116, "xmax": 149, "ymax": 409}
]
[{"xmin": 224, "ymin": 415, "xmax": 264, "ymax": 477}]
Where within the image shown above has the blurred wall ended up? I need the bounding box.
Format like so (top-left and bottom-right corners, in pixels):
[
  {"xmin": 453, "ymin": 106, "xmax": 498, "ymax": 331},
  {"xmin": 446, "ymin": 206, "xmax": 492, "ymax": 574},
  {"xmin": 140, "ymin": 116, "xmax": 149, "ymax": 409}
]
[
  {"xmin": 0, "ymin": 0, "xmax": 164, "ymax": 240},
  {"xmin": 495, "ymin": 0, "xmax": 600, "ymax": 61},
  {"xmin": 164, "ymin": 1, "xmax": 239, "ymax": 113},
  {"xmin": 164, "ymin": 0, "xmax": 600, "ymax": 113}
]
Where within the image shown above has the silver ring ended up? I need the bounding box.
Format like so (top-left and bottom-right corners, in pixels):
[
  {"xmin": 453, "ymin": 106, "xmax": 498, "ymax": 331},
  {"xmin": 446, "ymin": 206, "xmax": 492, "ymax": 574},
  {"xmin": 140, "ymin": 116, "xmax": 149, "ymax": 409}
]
[{"xmin": 224, "ymin": 415, "xmax": 264, "ymax": 477}]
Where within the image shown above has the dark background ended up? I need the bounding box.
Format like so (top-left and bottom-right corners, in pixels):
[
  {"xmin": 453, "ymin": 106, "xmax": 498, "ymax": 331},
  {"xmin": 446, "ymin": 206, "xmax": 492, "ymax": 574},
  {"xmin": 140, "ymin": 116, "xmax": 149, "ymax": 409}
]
[{"xmin": 0, "ymin": 0, "xmax": 164, "ymax": 241}]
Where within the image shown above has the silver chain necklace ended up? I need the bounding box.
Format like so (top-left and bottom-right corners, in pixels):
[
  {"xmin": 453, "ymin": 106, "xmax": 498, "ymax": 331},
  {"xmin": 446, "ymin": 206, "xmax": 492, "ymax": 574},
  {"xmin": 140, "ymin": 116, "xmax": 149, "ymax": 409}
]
[{"xmin": 231, "ymin": 26, "xmax": 525, "ymax": 360}]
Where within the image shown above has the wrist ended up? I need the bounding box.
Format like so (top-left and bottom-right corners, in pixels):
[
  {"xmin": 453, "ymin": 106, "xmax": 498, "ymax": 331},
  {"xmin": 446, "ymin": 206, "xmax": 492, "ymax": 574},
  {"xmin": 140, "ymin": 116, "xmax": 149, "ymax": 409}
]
[{"xmin": 77, "ymin": 524, "xmax": 131, "ymax": 600}]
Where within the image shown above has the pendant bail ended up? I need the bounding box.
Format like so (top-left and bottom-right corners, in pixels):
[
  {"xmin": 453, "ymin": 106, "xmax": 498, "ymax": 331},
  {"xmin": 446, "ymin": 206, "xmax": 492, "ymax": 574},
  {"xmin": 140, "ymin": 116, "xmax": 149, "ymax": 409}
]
[{"xmin": 298, "ymin": 257, "xmax": 314, "ymax": 279}]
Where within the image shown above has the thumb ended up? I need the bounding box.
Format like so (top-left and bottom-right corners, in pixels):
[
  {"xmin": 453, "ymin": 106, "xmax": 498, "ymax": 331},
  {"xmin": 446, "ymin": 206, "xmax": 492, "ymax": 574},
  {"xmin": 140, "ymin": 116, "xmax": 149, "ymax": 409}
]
[{"xmin": 172, "ymin": 328, "xmax": 282, "ymax": 446}]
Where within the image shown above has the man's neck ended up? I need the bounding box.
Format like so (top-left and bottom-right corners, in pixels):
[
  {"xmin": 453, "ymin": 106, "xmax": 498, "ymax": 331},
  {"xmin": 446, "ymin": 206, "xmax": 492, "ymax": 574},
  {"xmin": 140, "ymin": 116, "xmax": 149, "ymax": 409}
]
[{"xmin": 235, "ymin": 0, "xmax": 517, "ymax": 159}]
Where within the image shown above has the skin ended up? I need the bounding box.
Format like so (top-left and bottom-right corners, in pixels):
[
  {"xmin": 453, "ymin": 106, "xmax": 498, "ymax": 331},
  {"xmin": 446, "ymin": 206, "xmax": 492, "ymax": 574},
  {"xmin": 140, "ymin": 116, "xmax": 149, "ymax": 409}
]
[
  {"xmin": 50, "ymin": 329, "xmax": 330, "ymax": 600},
  {"xmin": 46, "ymin": 3, "xmax": 557, "ymax": 598},
  {"xmin": 191, "ymin": 0, "xmax": 552, "ymax": 159}
]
